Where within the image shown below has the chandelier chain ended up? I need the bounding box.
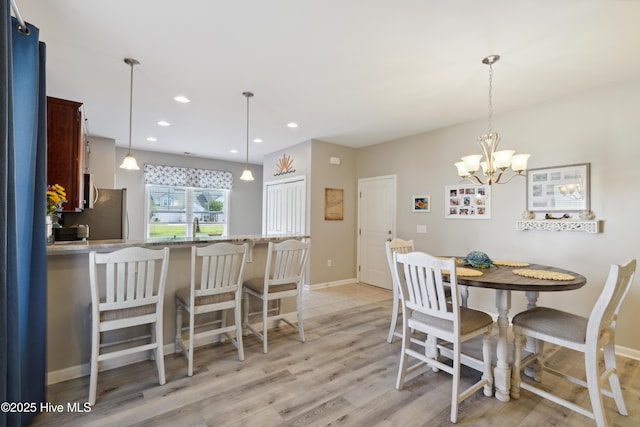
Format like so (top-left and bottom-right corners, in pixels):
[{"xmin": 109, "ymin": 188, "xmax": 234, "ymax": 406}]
[{"xmin": 487, "ymin": 62, "xmax": 493, "ymax": 136}]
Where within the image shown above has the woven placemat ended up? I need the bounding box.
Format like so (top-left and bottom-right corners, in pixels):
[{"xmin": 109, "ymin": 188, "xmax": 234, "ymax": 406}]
[
  {"xmin": 493, "ymin": 259, "xmax": 530, "ymax": 267},
  {"xmin": 512, "ymin": 269, "xmax": 575, "ymax": 281},
  {"xmin": 443, "ymin": 267, "xmax": 483, "ymax": 277}
]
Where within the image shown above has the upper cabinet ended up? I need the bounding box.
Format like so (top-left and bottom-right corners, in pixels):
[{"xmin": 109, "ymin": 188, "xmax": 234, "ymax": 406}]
[{"xmin": 47, "ymin": 96, "xmax": 84, "ymax": 212}]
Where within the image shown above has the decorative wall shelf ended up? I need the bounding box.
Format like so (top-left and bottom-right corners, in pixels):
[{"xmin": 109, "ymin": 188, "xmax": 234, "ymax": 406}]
[{"xmin": 515, "ymin": 219, "xmax": 601, "ymax": 234}]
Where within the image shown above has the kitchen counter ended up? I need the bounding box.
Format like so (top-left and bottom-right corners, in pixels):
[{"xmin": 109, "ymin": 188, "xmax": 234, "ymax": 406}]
[
  {"xmin": 45, "ymin": 234, "xmax": 310, "ymax": 384},
  {"xmin": 47, "ymin": 233, "xmax": 310, "ymax": 255}
]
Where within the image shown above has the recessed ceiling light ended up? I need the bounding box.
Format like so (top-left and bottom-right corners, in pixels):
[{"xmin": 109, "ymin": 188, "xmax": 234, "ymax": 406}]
[
  {"xmin": 287, "ymin": 122, "xmax": 298, "ymax": 128},
  {"xmin": 146, "ymin": 136, "xmax": 157, "ymax": 142},
  {"xmin": 230, "ymin": 149, "xmax": 238, "ymax": 154},
  {"xmin": 157, "ymin": 120, "xmax": 171, "ymax": 126},
  {"xmin": 253, "ymin": 138, "xmax": 263, "ymax": 143},
  {"xmin": 173, "ymin": 95, "xmax": 190, "ymax": 103}
]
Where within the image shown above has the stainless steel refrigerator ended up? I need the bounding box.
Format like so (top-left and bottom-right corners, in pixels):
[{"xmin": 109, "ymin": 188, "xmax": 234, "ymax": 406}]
[{"xmin": 64, "ymin": 188, "xmax": 127, "ymax": 240}]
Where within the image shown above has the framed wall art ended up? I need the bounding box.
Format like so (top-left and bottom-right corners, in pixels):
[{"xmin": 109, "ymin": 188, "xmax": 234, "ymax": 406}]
[
  {"xmin": 526, "ymin": 163, "xmax": 590, "ymax": 212},
  {"xmin": 445, "ymin": 184, "xmax": 491, "ymax": 219},
  {"xmin": 412, "ymin": 195, "xmax": 430, "ymax": 212},
  {"xmin": 324, "ymin": 188, "xmax": 344, "ymax": 220}
]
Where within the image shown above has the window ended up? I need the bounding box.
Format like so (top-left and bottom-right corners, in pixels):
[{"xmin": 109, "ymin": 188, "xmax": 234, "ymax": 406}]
[{"xmin": 146, "ymin": 185, "xmax": 229, "ymax": 238}]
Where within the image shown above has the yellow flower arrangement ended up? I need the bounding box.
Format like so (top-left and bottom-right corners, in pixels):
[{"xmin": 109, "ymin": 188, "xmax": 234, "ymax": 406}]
[{"xmin": 47, "ymin": 184, "xmax": 67, "ymax": 215}]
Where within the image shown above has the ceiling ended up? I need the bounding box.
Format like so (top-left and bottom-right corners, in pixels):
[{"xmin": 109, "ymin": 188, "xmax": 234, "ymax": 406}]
[{"xmin": 15, "ymin": 1, "xmax": 640, "ymax": 165}]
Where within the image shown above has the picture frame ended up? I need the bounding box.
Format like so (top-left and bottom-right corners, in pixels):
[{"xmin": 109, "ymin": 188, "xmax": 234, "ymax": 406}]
[
  {"xmin": 324, "ymin": 188, "xmax": 344, "ymax": 220},
  {"xmin": 526, "ymin": 163, "xmax": 590, "ymax": 212},
  {"xmin": 412, "ymin": 195, "xmax": 430, "ymax": 212},
  {"xmin": 444, "ymin": 184, "xmax": 491, "ymax": 219}
]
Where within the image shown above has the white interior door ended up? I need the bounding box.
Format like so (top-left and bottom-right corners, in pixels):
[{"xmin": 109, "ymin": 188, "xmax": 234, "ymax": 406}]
[
  {"xmin": 358, "ymin": 175, "xmax": 396, "ymax": 289},
  {"xmin": 263, "ymin": 176, "xmax": 306, "ymax": 235}
]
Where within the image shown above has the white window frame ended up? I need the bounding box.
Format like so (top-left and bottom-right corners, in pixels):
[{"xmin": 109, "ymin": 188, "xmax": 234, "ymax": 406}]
[{"xmin": 145, "ymin": 184, "xmax": 230, "ymax": 239}]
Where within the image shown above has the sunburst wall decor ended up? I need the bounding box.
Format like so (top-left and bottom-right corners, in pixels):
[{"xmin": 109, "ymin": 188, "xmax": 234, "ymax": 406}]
[{"xmin": 274, "ymin": 153, "xmax": 296, "ymax": 176}]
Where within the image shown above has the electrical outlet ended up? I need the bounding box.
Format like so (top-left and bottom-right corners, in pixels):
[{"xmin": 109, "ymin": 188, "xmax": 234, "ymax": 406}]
[{"xmin": 327, "ymin": 259, "xmax": 332, "ymax": 267}]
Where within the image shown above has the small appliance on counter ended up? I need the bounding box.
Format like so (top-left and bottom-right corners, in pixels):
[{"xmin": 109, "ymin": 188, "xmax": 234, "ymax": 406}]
[{"xmin": 54, "ymin": 224, "xmax": 90, "ymax": 241}]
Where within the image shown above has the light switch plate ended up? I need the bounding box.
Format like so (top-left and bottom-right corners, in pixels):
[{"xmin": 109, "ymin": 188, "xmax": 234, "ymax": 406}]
[{"xmin": 417, "ymin": 225, "xmax": 427, "ymax": 233}]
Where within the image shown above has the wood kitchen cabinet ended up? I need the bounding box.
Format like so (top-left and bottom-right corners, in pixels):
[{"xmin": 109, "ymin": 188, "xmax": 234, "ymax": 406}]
[{"xmin": 47, "ymin": 96, "xmax": 84, "ymax": 211}]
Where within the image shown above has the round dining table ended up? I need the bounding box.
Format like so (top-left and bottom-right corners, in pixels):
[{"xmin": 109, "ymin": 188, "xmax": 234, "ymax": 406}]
[{"xmin": 452, "ymin": 260, "xmax": 586, "ymax": 402}]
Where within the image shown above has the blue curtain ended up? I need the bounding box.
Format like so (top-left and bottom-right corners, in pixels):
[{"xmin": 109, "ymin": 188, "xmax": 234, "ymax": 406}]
[{"xmin": 1, "ymin": 2, "xmax": 48, "ymax": 425}]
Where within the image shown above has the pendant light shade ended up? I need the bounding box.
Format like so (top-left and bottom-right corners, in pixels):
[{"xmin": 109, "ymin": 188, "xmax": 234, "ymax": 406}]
[
  {"xmin": 240, "ymin": 168, "xmax": 254, "ymax": 181},
  {"xmin": 119, "ymin": 154, "xmax": 139, "ymax": 170},
  {"xmin": 119, "ymin": 58, "xmax": 140, "ymax": 170},
  {"xmin": 239, "ymin": 91, "xmax": 255, "ymax": 181}
]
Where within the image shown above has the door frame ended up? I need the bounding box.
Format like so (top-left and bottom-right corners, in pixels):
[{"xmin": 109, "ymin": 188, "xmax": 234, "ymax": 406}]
[{"xmin": 357, "ymin": 174, "xmax": 397, "ymax": 285}]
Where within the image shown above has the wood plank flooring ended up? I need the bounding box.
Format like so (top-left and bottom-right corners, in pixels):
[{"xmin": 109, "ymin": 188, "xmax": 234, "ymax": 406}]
[{"xmin": 30, "ymin": 283, "xmax": 640, "ymax": 426}]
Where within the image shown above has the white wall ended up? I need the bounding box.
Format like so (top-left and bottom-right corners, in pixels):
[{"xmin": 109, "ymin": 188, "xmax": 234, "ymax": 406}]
[
  {"xmin": 115, "ymin": 148, "xmax": 263, "ymax": 239},
  {"xmin": 357, "ymin": 79, "xmax": 640, "ymax": 353}
]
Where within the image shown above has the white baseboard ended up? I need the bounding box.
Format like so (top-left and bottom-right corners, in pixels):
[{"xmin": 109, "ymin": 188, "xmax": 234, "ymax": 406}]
[
  {"xmin": 47, "ymin": 343, "xmax": 177, "ymax": 386},
  {"xmin": 305, "ymin": 278, "xmax": 357, "ymax": 291},
  {"xmin": 616, "ymin": 344, "xmax": 640, "ymax": 360}
]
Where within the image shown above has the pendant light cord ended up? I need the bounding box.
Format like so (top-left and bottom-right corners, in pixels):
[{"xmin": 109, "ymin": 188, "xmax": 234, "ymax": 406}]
[
  {"xmin": 128, "ymin": 62, "xmax": 134, "ymax": 155},
  {"xmin": 124, "ymin": 58, "xmax": 140, "ymax": 155},
  {"xmin": 242, "ymin": 91, "xmax": 254, "ymax": 167},
  {"xmin": 245, "ymin": 94, "xmax": 250, "ymax": 166}
]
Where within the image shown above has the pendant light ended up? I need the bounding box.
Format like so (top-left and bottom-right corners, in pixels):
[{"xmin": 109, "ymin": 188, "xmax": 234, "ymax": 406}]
[
  {"xmin": 239, "ymin": 91, "xmax": 255, "ymax": 181},
  {"xmin": 119, "ymin": 58, "xmax": 141, "ymax": 170}
]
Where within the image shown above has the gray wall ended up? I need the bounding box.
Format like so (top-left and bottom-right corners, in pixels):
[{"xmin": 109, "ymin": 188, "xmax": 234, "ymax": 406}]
[
  {"xmin": 263, "ymin": 140, "xmax": 358, "ymax": 286},
  {"xmin": 357, "ymin": 79, "xmax": 640, "ymax": 354},
  {"xmin": 309, "ymin": 140, "xmax": 357, "ymax": 284},
  {"xmin": 115, "ymin": 148, "xmax": 263, "ymax": 239},
  {"xmin": 85, "ymin": 136, "xmax": 116, "ymax": 189}
]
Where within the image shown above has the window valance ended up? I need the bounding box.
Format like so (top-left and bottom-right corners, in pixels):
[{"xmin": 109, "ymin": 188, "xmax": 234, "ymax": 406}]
[{"xmin": 143, "ymin": 164, "xmax": 233, "ymax": 190}]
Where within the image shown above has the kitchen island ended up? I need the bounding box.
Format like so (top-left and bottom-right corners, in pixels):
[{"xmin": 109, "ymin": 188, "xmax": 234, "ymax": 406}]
[{"xmin": 46, "ymin": 234, "xmax": 310, "ymax": 384}]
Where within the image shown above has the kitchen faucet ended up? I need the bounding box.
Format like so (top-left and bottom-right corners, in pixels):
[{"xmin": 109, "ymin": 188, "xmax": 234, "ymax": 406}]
[{"xmin": 193, "ymin": 217, "xmax": 200, "ymax": 237}]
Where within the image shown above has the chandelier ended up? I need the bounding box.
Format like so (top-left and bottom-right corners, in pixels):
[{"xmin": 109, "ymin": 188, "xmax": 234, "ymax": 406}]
[{"xmin": 454, "ymin": 55, "xmax": 529, "ymax": 185}]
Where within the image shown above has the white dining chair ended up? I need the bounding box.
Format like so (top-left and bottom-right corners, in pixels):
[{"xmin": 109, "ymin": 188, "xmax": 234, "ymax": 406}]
[
  {"xmin": 243, "ymin": 239, "xmax": 310, "ymax": 354},
  {"xmin": 88, "ymin": 246, "xmax": 170, "ymax": 405},
  {"xmin": 511, "ymin": 259, "xmax": 636, "ymax": 427},
  {"xmin": 394, "ymin": 251, "xmax": 493, "ymax": 423},
  {"xmin": 175, "ymin": 242, "xmax": 249, "ymax": 376},
  {"xmin": 385, "ymin": 238, "xmax": 414, "ymax": 343}
]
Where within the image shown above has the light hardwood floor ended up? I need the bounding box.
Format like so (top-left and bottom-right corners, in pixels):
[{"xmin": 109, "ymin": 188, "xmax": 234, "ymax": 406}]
[{"xmin": 31, "ymin": 283, "xmax": 640, "ymax": 426}]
